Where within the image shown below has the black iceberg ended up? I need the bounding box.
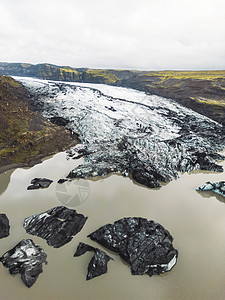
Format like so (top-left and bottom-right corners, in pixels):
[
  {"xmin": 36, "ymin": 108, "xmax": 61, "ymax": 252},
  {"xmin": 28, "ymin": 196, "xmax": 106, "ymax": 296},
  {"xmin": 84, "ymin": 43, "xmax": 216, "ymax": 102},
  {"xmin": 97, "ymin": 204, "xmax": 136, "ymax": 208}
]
[
  {"xmin": 0, "ymin": 239, "xmax": 47, "ymax": 288},
  {"xmin": 89, "ymin": 217, "xmax": 178, "ymax": 277},
  {"xmin": 27, "ymin": 178, "xmax": 53, "ymax": 190},
  {"xmin": 74, "ymin": 242, "xmax": 113, "ymax": 280},
  {"xmin": 0, "ymin": 213, "xmax": 10, "ymax": 239},
  {"xmin": 197, "ymin": 181, "xmax": 225, "ymax": 197},
  {"xmin": 23, "ymin": 206, "xmax": 88, "ymax": 248}
]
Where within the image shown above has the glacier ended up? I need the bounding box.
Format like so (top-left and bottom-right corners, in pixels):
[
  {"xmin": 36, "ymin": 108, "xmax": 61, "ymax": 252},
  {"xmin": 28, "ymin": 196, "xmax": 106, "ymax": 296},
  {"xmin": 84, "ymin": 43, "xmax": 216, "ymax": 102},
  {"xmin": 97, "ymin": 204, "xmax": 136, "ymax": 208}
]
[{"xmin": 16, "ymin": 77, "xmax": 225, "ymax": 188}]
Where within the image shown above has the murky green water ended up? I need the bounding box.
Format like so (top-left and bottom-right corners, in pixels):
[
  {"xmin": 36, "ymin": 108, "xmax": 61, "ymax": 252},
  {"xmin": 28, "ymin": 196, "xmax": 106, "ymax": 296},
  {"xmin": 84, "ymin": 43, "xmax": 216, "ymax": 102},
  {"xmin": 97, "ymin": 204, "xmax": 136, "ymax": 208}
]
[{"xmin": 0, "ymin": 152, "xmax": 225, "ymax": 300}]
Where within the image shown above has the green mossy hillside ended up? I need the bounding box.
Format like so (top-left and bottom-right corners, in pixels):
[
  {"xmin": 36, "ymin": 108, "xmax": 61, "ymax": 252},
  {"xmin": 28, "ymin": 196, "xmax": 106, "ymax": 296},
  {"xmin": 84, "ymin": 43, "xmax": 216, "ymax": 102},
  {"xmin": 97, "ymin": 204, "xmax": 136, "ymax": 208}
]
[
  {"xmin": 37, "ymin": 64, "xmax": 80, "ymax": 81},
  {"xmin": 141, "ymin": 70, "xmax": 225, "ymax": 124},
  {"xmin": 82, "ymin": 69, "xmax": 120, "ymax": 84},
  {"xmin": 146, "ymin": 70, "xmax": 225, "ymax": 80},
  {"xmin": 0, "ymin": 63, "xmax": 81, "ymax": 82}
]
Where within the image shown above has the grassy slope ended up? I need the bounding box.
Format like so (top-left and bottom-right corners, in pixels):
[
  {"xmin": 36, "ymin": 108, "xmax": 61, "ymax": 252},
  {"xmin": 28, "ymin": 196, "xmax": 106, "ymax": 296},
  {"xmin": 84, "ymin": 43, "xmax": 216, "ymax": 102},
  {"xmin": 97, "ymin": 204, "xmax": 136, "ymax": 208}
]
[
  {"xmin": 141, "ymin": 70, "xmax": 225, "ymax": 125},
  {"xmin": 0, "ymin": 75, "xmax": 77, "ymax": 170}
]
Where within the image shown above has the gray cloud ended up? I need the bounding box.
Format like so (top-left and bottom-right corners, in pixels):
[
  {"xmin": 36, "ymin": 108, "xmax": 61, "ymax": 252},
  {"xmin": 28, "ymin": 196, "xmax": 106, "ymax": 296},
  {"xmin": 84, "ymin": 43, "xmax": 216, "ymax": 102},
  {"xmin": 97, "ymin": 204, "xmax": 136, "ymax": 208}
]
[{"xmin": 0, "ymin": 0, "xmax": 224, "ymax": 70}]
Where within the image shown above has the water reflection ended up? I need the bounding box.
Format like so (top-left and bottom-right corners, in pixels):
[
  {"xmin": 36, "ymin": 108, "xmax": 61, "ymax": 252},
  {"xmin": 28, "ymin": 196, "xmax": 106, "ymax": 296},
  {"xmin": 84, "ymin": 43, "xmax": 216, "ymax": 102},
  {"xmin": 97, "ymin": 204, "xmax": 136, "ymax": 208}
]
[
  {"xmin": 0, "ymin": 169, "xmax": 15, "ymax": 196},
  {"xmin": 197, "ymin": 190, "xmax": 225, "ymax": 203}
]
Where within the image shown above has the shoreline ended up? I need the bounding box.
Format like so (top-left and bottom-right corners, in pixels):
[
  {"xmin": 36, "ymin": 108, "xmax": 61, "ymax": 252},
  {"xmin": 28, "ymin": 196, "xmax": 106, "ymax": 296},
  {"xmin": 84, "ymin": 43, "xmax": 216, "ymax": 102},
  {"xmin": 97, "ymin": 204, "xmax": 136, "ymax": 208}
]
[{"xmin": 0, "ymin": 139, "xmax": 77, "ymax": 175}]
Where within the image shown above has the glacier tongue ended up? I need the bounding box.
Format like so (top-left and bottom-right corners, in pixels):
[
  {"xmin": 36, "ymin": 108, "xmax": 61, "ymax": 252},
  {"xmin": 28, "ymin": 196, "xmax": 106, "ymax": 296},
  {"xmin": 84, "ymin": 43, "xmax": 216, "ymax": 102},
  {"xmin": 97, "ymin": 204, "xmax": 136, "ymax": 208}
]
[{"xmin": 17, "ymin": 77, "xmax": 225, "ymax": 188}]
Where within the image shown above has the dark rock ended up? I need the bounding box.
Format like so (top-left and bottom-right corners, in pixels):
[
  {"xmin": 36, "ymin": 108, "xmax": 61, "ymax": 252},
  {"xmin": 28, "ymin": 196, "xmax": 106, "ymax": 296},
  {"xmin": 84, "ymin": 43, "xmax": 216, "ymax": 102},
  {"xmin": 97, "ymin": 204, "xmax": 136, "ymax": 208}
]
[
  {"xmin": 105, "ymin": 106, "xmax": 117, "ymax": 112},
  {"xmin": 0, "ymin": 213, "xmax": 10, "ymax": 239},
  {"xmin": 0, "ymin": 239, "xmax": 47, "ymax": 288},
  {"xmin": 197, "ymin": 181, "xmax": 225, "ymax": 197},
  {"xmin": 27, "ymin": 178, "xmax": 53, "ymax": 190},
  {"xmin": 89, "ymin": 217, "xmax": 178, "ymax": 277},
  {"xmin": 131, "ymin": 167, "xmax": 161, "ymax": 188},
  {"xmin": 66, "ymin": 144, "xmax": 91, "ymax": 159},
  {"xmin": 74, "ymin": 242, "xmax": 113, "ymax": 280},
  {"xmin": 57, "ymin": 178, "xmax": 69, "ymax": 184},
  {"xmin": 23, "ymin": 206, "xmax": 88, "ymax": 248},
  {"xmin": 74, "ymin": 242, "xmax": 95, "ymax": 256},
  {"xmin": 50, "ymin": 116, "xmax": 69, "ymax": 127}
]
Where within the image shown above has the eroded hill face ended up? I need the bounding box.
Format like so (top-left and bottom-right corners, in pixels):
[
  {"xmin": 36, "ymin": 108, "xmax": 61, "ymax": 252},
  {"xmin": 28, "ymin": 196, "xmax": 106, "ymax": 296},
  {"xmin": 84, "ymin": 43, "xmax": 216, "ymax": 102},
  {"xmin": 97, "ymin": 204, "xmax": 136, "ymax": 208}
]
[
  {"xmin": 120, "ymin": 71, "xmax": 225, "ymax": 125},
  {"xmin": 0, "ymin": 75, "xmax": 77, "ymax": 171}
]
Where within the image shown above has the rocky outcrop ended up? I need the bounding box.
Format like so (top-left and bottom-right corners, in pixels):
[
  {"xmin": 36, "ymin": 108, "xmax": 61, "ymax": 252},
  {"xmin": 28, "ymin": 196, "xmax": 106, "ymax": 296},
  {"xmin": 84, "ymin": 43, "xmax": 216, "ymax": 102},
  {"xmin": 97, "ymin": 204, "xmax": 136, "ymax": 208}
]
[
  {"xmin": 197, "ymin": 181, "xmax": 225, "ymax": 197},
  {"xmin": 89, "ymin": 218, "xmax": 178, "ymax": 276},
  {"xmin": 0, "ymin": 74, "xmax": 78, "ymax": 173},
  {"xmin": 74, "ymin": 242, "xmax": 113, "ymax": 280},
  {"xmin": 27, "ymin": 178, "xmax": 53, "ymax": 190},
  {"xmin": 57, "ymin": 178, "xmax": 70, "ymax": 184},
  {"xmin": 0, "ymin": 213, "xmax": 10, "ymax": 238},
  {"xmin": 18, "ymin": 78, "xmax": 224, "ymax": 189},
  {"xmin": 50, "ymin": 116, "xmax": 70, "ymax": 127},
  {"xmin": 23, "ymin": 206, "xmax": 88, "ymax": 248},
  {"xmin": 0, "ymin": 63, "xmax": 81, "ymax": 82},
  {"xmin": 0, "ymin": 239, "xmax": 47, "ymax": 288}
]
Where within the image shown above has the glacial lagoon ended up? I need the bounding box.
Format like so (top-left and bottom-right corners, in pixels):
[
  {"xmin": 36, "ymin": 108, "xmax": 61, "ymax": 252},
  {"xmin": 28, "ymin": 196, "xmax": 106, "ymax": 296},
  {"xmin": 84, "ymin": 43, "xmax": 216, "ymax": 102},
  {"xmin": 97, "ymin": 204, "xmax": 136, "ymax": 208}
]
[
  {"xmin": 0, "ymin": 152, "xmax": 225, "ymax": 300},
  {"xmin": 0, "ymin": 78, "xmax": 224, "ymax": 299}
]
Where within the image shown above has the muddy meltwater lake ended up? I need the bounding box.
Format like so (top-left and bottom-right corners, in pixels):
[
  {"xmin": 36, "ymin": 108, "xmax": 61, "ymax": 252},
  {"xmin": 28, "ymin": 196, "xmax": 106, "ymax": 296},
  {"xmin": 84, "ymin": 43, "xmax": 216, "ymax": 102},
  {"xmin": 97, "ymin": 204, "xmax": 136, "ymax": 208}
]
[{"xmin": 0, "ymin": 151, "xmax": 225, "ymax": 300}]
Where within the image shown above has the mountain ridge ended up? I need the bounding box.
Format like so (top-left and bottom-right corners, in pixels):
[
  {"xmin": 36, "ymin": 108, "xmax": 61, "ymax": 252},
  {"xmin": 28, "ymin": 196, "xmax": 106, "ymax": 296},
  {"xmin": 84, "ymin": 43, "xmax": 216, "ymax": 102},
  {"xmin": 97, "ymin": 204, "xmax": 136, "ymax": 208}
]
[{"xmin": 0, "ymin": 62, "xmax": 225, "ymax": 125}]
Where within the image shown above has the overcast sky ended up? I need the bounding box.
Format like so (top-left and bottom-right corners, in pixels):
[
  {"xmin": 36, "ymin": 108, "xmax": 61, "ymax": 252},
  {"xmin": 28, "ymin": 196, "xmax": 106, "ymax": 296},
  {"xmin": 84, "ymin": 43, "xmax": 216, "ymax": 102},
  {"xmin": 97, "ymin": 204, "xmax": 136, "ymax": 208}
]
[{"xmin": 0, "ymin": 0, "xmax": 224, "ymax": 70}]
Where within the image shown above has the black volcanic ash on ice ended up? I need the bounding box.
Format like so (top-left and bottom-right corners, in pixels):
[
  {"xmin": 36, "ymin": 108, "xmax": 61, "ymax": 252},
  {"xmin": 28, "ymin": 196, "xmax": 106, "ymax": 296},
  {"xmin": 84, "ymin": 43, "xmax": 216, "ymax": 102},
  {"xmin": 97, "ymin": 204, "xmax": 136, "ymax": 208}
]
[
  {"xmin": 74, "ymin": 242, "xmax": 113, "ymax": 280},
  {"xmin": 27, "ymin": 178, "xmax": 53, "ymax": 190},
  {"xmin": 23, "ymin": 206, "xmax": 87, "ymax": 248},
  {"xmin": 0, "ymin": 213, "xmax": 10, "ymax": 239},
  {"xmin": 89, "ymin": 217, "xmax": 178, "ymax": 276},
  {"xmin": 19, "ymin": 78, "xmax": 225, "ymax": 188},
  {"xmin": 0, "ymin": 239, "xmax": 47, "ymax": 288}
]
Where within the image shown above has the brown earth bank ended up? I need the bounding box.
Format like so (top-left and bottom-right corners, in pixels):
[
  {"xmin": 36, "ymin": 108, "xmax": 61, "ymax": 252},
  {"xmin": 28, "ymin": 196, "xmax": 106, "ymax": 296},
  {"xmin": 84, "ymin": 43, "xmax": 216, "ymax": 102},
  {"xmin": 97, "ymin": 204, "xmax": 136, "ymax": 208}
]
[
  {"xmin": 118, "ymin": 70, "xmax": 225, "ymax": 126},
  {"xmin": 0, "ymin": 74, "xmax": 78, "ymax": 173},
  {"xmin": 0, "ymin": 63, "xmax": 224, "ymax": 125}
]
